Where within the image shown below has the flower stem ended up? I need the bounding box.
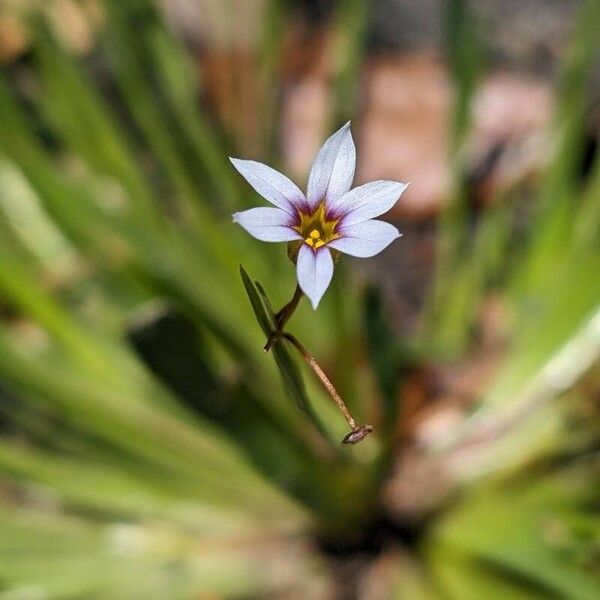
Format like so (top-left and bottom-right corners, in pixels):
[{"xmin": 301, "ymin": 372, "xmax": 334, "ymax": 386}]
[
  {"xmin": 262, "ymin": 284, "xmax": 372, "ymax": 444},
  {"xmin": 282, "ymin": 332, "xmax": 373, "ymax": 445},
  {"xmin": 263, "ymin": 284, "xmax": 303, "ymax": 352}
]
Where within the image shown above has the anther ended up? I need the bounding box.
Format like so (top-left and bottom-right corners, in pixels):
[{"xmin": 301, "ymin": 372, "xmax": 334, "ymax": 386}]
[{"xmin": 309, "ymin": 229, "xmax": 321, "ymax": 239}]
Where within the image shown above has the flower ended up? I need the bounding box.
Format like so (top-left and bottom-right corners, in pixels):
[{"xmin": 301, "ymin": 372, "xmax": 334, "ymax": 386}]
[{"xmin": 231, "ymin": 122, "xmax": 408, "ymax": 309}]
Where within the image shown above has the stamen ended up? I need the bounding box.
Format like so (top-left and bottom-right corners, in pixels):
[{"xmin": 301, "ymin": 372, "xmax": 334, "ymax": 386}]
[{"xmin": 294, "ymin": 202, "xmax": 340, "ymax": 251}]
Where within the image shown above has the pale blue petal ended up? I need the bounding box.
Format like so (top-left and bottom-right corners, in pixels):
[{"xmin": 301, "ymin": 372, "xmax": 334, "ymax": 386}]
[
  {"xmin": 233, "ymin": 207, "xmax": 301, "ymax": 242},
  {"xmin": 329, "ymin": 181, "xmax": 409, "ymax": 226},
  {"xmin": 230, "ymin": 158, "xmax": 307, "ymax": 214},
  {"xmin": 307, "ymin": 122, "xmax": 356, "ymax": 210},
  {"xmin": 328, "ymin": 219, "xmax": 402, "ymax": 257},
  {"xmin": 296, "ymin": 245, "xmax": 334, "ymax": 309}
]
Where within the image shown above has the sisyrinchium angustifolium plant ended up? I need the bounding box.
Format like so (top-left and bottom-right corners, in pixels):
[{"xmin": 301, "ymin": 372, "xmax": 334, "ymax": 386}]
[
  {"xmin": 233, "ymin": 122, "xmax": 407, "ymax": 444},
  {"xmin": 0, "ymin": 0, "xmax": 599, "ymax": 598}
]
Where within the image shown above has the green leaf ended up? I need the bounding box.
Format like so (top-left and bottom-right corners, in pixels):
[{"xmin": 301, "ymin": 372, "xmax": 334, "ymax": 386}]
[
  {"xmin": 433, "ymin": 485, "xmax": 600, "ymax": 600},
  {"xmin": 254, "ymin": 280, "xmax": 277, "ymax": 321},
  {"xmin": 239, "ymin": 266, "xmax": 333, "ymax": 443},
  {"xmin": 271, "ymin": 343, "xmax": 310, "ymax": 416},
  {"xmin": 239, "ymin": 265, "xmax": 272, "ymax": 337},
  {"xmin": 240, "ymin": 265, "xmax": 308, "ymax": 411},
  {"xmin": 362, "ymin": 286, "xmax": 401, "ymax": 418},
  {"xmin": 428, "ymin": 546, "xmax": 553, "ymax": 600},
  {"xmin": 331, "ymin": 0, "xmax": 370, "ymax": 122}
]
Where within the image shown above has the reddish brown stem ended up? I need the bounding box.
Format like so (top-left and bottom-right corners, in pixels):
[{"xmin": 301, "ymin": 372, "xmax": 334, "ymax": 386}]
[
  {"xmin": 282, "ymin": 333, "xmax": 373, "ymax": 445},
  {"xmin": 263, "ymin": 285, "xmax": 303, "ymax": 352}
]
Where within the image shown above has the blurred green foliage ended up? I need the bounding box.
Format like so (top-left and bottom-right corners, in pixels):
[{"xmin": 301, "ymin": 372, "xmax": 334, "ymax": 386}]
[{"xmin": 0, "ymin": 0, "xmax": 598, "ymax": 598}]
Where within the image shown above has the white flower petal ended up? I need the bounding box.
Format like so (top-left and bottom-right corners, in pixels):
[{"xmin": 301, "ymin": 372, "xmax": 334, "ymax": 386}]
[
  {"xmin": 328, "ymin": 219, "xmax": 402, "ymax": 257},
  {"xmin": 233, "ymin": 207, "xmax": 301, "ymax": 242},
  {"xmin": 329, "ymin": 181, "xmax": 409, "ymax": 226},
  {"xmin": 230, "ymin": 158, "xmax": 307, "ymax": 214},
  {"xmin": 296, "ymin": 245, "xmax": 334, "ymax": 309},
  {"xmin": 307, "ymin": 122, "xmax": 356, "ymax": 210}
]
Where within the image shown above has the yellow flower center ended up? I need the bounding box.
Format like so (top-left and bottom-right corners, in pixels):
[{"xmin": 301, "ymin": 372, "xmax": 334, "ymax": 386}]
[{"xmin": 294, "ymin": 203, "xmax": 340, "ymax": 250}]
